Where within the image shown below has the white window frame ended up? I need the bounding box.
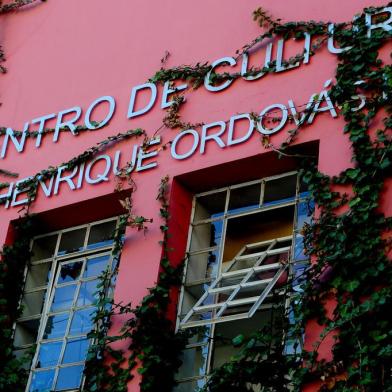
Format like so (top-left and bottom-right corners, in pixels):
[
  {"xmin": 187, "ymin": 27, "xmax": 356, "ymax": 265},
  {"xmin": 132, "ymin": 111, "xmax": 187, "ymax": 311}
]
[
  {"xmin": 174, "ymin": 171, "xmax": 311, "ymax": 389},
  {"xmin": 13, "ymin": 216, "xmax": 121, "ymax": 392}
]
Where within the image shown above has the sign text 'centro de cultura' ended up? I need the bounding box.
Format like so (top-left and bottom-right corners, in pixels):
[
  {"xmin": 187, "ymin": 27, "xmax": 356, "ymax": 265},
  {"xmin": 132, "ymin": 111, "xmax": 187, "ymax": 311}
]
[{"xmin": 1, "ymin": 7, "xmax": 392, "ymax": 208}]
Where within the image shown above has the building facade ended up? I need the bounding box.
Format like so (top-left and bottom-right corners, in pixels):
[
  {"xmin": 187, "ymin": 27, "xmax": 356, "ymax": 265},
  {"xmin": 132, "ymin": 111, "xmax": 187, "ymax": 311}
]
[{"xmin": 0, "ymin": 1, "xmax": 391, "ymax": 391}]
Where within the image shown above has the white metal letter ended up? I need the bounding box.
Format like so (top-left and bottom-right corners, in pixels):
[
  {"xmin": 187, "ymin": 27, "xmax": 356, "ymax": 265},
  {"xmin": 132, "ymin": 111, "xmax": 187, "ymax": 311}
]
[
  {"xmin": 31, "ymin": 113, "xmax": 56, "ymax": 148},
  {"xmin": 171, "ymin": 129, "xmax": 199, "ymax": 160},
  {"xmin": 200, "ymin": 121, "xmax": 226, "ymax": 154},
  {"xmin": 53, "ymin": 107, "xmax": 82, "ymax": 142},
  {"xmin": 85, "ymin": 96, "xmax": 116, "ymax": 130},
  {"xmin": 136, "ymin": 137, "xmax": 161, "ymax": 172},
  {"xmin": 257, "ymin": 104, "xmax": 288, "ymax": 135},
  {"xmin": 85, "ymin": 155, "xmax": 111, "ymax": 184},
  {"xmin": 227, "ymin": 113, "xmax": 254, "ymax": 146},
  {"xmin": 204, "ymin": 57, "xmax": 236, "ymax": 92},
  {"xmin": 366, "ymin": 7, "xmax": 392, "ymax": 37},
  {"xmin": 0, "ymin": 123, "xmax": 29, "ymax": 159},
  {"xmin": 127, "ymin": 83, "xmax": 157, "ymax": 119}
]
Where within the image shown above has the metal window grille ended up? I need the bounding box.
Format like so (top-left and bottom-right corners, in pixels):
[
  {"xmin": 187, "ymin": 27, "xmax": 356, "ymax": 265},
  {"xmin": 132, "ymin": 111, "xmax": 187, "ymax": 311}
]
[
  {"xmin": 13, "ymin": 217, "xmax": 121, "ymax": 392},
  {"xmin": 174, "ymin": 172, "xmax": 312, "ymax": 390},
  {"xmin": 179, "ymin": 236, "xmax": 291, "ymax": 328}
]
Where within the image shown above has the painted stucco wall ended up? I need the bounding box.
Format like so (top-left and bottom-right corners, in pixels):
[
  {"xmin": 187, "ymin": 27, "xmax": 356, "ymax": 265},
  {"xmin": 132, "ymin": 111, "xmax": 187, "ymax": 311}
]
[{"xmin": 0, "ymin": 1, "xmax": 391, "ymax": 390}]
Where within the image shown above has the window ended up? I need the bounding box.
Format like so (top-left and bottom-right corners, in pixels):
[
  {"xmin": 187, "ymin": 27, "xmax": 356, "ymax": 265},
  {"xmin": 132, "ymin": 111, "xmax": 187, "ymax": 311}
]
[
  {"xmin": 13, "ymin": 217, "xmax": 121, "ymax": 392},
  {"xmin": 174, "ymin": 172, "xmax": 312, "ymax": 390}
]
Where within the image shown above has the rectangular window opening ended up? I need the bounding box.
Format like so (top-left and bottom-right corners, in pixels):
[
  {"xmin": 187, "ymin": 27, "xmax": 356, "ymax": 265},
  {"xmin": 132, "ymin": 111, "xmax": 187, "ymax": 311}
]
[
  {"xmin": 175, "ymin": 172, "xmax": 312, "ymax": 389},
  {"xmin": 13, "ymin": 216, "xmax": 122, "ymax": 392}
]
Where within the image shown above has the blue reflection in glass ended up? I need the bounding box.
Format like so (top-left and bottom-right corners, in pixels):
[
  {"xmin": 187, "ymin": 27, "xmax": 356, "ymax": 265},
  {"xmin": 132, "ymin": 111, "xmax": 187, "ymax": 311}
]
[
  {"xmin": 292, "ymin": 262, "xmax": 308, "ymax": 292},
  {"xmin": 263, "ymin": 196, "xmax": 296, "ymax": 208},
  {"xmin": 83, "ymin": 255, "xmax": 109, "ymax": 278},
  {"xmin": 86, "ymin": 238, "xmax": 114, "ymax": 250},
  {"xmin": 211, "ymin": 220, "xmax": 223, "ymax": 246},
  {"xmin": 294, "ymin": 234, "xmax": 307, "ymax": 262},
  {"xmin": 206, "ymin": 249, "xmax": 220, "ymax": 279},
  {"xmin": 77, "ymin": 280, "xmax": 99, "ymax": 307},
  {"xmin": 29, "ymin": 369, "xmax": 55, "ymax": 392},
  {"xmin": 296, "ymin": 200, "xmax": 314, "ymax": 230},
  {"xmin": 226, "ymin": 204, "xmax": 259, "ymax": 216},
  {"xmin": 51, "ymin": 285, "xmax": 77, "ymax": 312},
  {"xmin": 37, "ymin": 341, "xmax": 62, "ymax": 368},
  {"xmin": 44, "ymin": 313, "xmax": 69, "ymax": 339},
  {"xmin": 284, "ymin": 298, "xmax": 304, "ymax": 355},
  {"xmin": 56, "ymin": 365, "xmax": 84, "ymax": 390},
  {"xmin": 69, "ymin": 307, "xmax": 94, "ymax": 336},
  {"xmin": 284, "ymin": 337, "xmax": 302, "ymax": 355},
  {"xmin": 62, "ymin": 338, "xmax": 89, "ymax": 363},
  {"xmin": 58, "ymin": 261, "xmax": 83, "ymax": 284}
]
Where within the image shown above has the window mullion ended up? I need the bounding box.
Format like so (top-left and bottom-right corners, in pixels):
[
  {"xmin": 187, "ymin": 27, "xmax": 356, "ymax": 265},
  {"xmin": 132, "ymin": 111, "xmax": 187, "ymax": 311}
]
[{"xmin": 26, "ymin": 250, "xmax": 61, "ymax": 392}]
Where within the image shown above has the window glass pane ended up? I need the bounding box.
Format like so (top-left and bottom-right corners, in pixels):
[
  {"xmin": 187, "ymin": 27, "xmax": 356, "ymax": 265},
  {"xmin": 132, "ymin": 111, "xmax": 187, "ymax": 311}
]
[
  {"xmin": 194, "ymin": 191, "xmax": 226, "ymax": 221},
  {"xmin": 212, "ymin": 310, "xmax": 275, "ymax": 369},
  {"xmin": 296, "ymin": 200, "xmax": 314, "ymax": 230},
  {"xmin": 299, "ymin": 178, "xmax": 309, "ymax": 196},
  {"xmin": 69, "ymin": 308, "xmax": 94, "ymax": 336},
  {"xmin": 77, "ymin": 280, "xmax": 99, "ymax": 307},
  {"xmin": 62, "ymin": 338, "xmax": 89, "ymax": 364},
  {"xmin": 14, "ymin": 347, "xmax": 33, "ymax": 370},
  {"xmin": 240, "ymin": 241, "xmax": 272, "ymax": 256},
  {"xmin": 181, "ymin": 284, "xmax": 215, "ymax": 317},
  {"xmin": 44, "ymin": 313, "xmax": 69, "ymax": 340},
  {"xmin": 223, "ymin": 253, "xmax": 261, "ymax": 274},
  {"xmin": 14, "ymin": 318, "xmax": 40, "ymax": 347},
  {"xmin": 55, "ymin": 365, "xmax": 84, "ymax": 390},
  {"xmin": 21, "ymin": 290, "xmax": 46, "ymax": 318},
  {"xmin": 23, "ymin": 219, "xmax": 120, "ymax": 392},
  {"xmin": 87, "ymin": 220, "xmax": 116, "ymax": 249},
  {"xmin": 83, "ymin": 255, "xmax": 110, "ymax": 278},
  {"xmin": 189, "ymin": 220, "xmax": 223, "ymax": 252},
  {"xmin": 29, "ymin": 369, "xmax": 55, "ymax": 392},
  {"xmin": 223, "ymin": 207, "xmax": 294, "ymax": 265},
  {"xmin": 291, "ymin": 262, "xmax": 308, "ymax": 292},
  {"xmin": 58, "ymin": 261, "xmax": 83, "ymax": 284},
  {"xmin": 186, "ymin": 250, "xmax": 219, "ymax": 283},
  {"xmin": 173, "ymin": 379, "xmax": 206, "ymax": 392},
  {"xmin": 284, "ymin": 336, "xmax": 302, "ymax": 356},
  {"xmin": 263, "ymin": 174, "xmax": 297, "ymax": 205},
  {"xmin": 25, "ymin": 263, "xmax": 52, "ymax": 291},
  {"xmin": 176, "ymin": 345, "xmax": 208, "ymax": 379},
  {"xmin": 31, "ymin": 235, "xmax": 58, "ymax": 261},
  {"xmin": 58, "ymin": 228, "xmax": 86, "ymax": 255},
  {"xmin": 293, "ymin": 234, "xmax": 306, "ymax": 262},
  {"xmin": 36, "ymin": 341, "xmax": 63, "ymax": 368},
  {"xmin": 186, "ymin": 326, "xmax": 212, "ymax": 345},
  {"xmin": 51, "ymin": 285, "xmax": 77, "ymax": 312},
  {"xmin": 228, "ymin": 183, "xmax": 261, "ymax": 214}
]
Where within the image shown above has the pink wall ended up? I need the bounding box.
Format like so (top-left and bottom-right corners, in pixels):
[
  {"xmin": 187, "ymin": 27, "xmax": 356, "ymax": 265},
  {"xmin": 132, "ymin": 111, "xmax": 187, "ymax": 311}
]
[{"xmin": 0, "ymin": 1, "xmax": 391, "ymax": 390}]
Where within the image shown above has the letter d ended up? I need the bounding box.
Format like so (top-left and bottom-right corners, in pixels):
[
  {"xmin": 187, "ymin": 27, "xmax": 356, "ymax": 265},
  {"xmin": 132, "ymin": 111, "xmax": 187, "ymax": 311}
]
[{"xmin": 127, "ymin": 83, "xmax": 157, "ymax": 119}]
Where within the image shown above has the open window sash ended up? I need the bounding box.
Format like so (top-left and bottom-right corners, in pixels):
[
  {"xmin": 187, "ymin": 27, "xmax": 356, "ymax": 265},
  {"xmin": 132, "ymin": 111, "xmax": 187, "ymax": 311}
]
[{"xmin": 179, "ymin": 236, "xmax": 292, "ymax": 329}]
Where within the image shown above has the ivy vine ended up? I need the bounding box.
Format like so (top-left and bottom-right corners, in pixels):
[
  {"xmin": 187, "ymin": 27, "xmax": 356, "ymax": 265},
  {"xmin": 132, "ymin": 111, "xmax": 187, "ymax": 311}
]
[{"xmin": 84, "ymin": 176, "xmax": 193, "ymax": 392}]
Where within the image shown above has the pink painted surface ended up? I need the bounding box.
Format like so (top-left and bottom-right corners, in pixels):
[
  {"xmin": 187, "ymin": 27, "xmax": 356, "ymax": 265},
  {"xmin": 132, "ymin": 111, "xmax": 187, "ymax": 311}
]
[{"xmin": 0, "ymin": 1, "xmax": 391, "ymax": 390}]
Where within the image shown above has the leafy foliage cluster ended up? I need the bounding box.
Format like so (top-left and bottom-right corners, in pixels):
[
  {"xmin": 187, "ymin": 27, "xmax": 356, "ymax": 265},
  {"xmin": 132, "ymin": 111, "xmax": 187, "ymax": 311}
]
[
  {"xmin": 84, "ymin": 176, "xmax": 193, "ymax": 392},
  {"xmin": 144, "ymin": 4, "xmax": 392, "ymax": 392},
  {"xmin": 200, "ymin": 5, "xmax": 392, "ymax": 392},
  {"xmin": 0, "ymin": 218, "xmax": 34, "ymax": 391},
  {"xmin": 0, "ymin": 1, "xmax": 46, "ymax": 73}
]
